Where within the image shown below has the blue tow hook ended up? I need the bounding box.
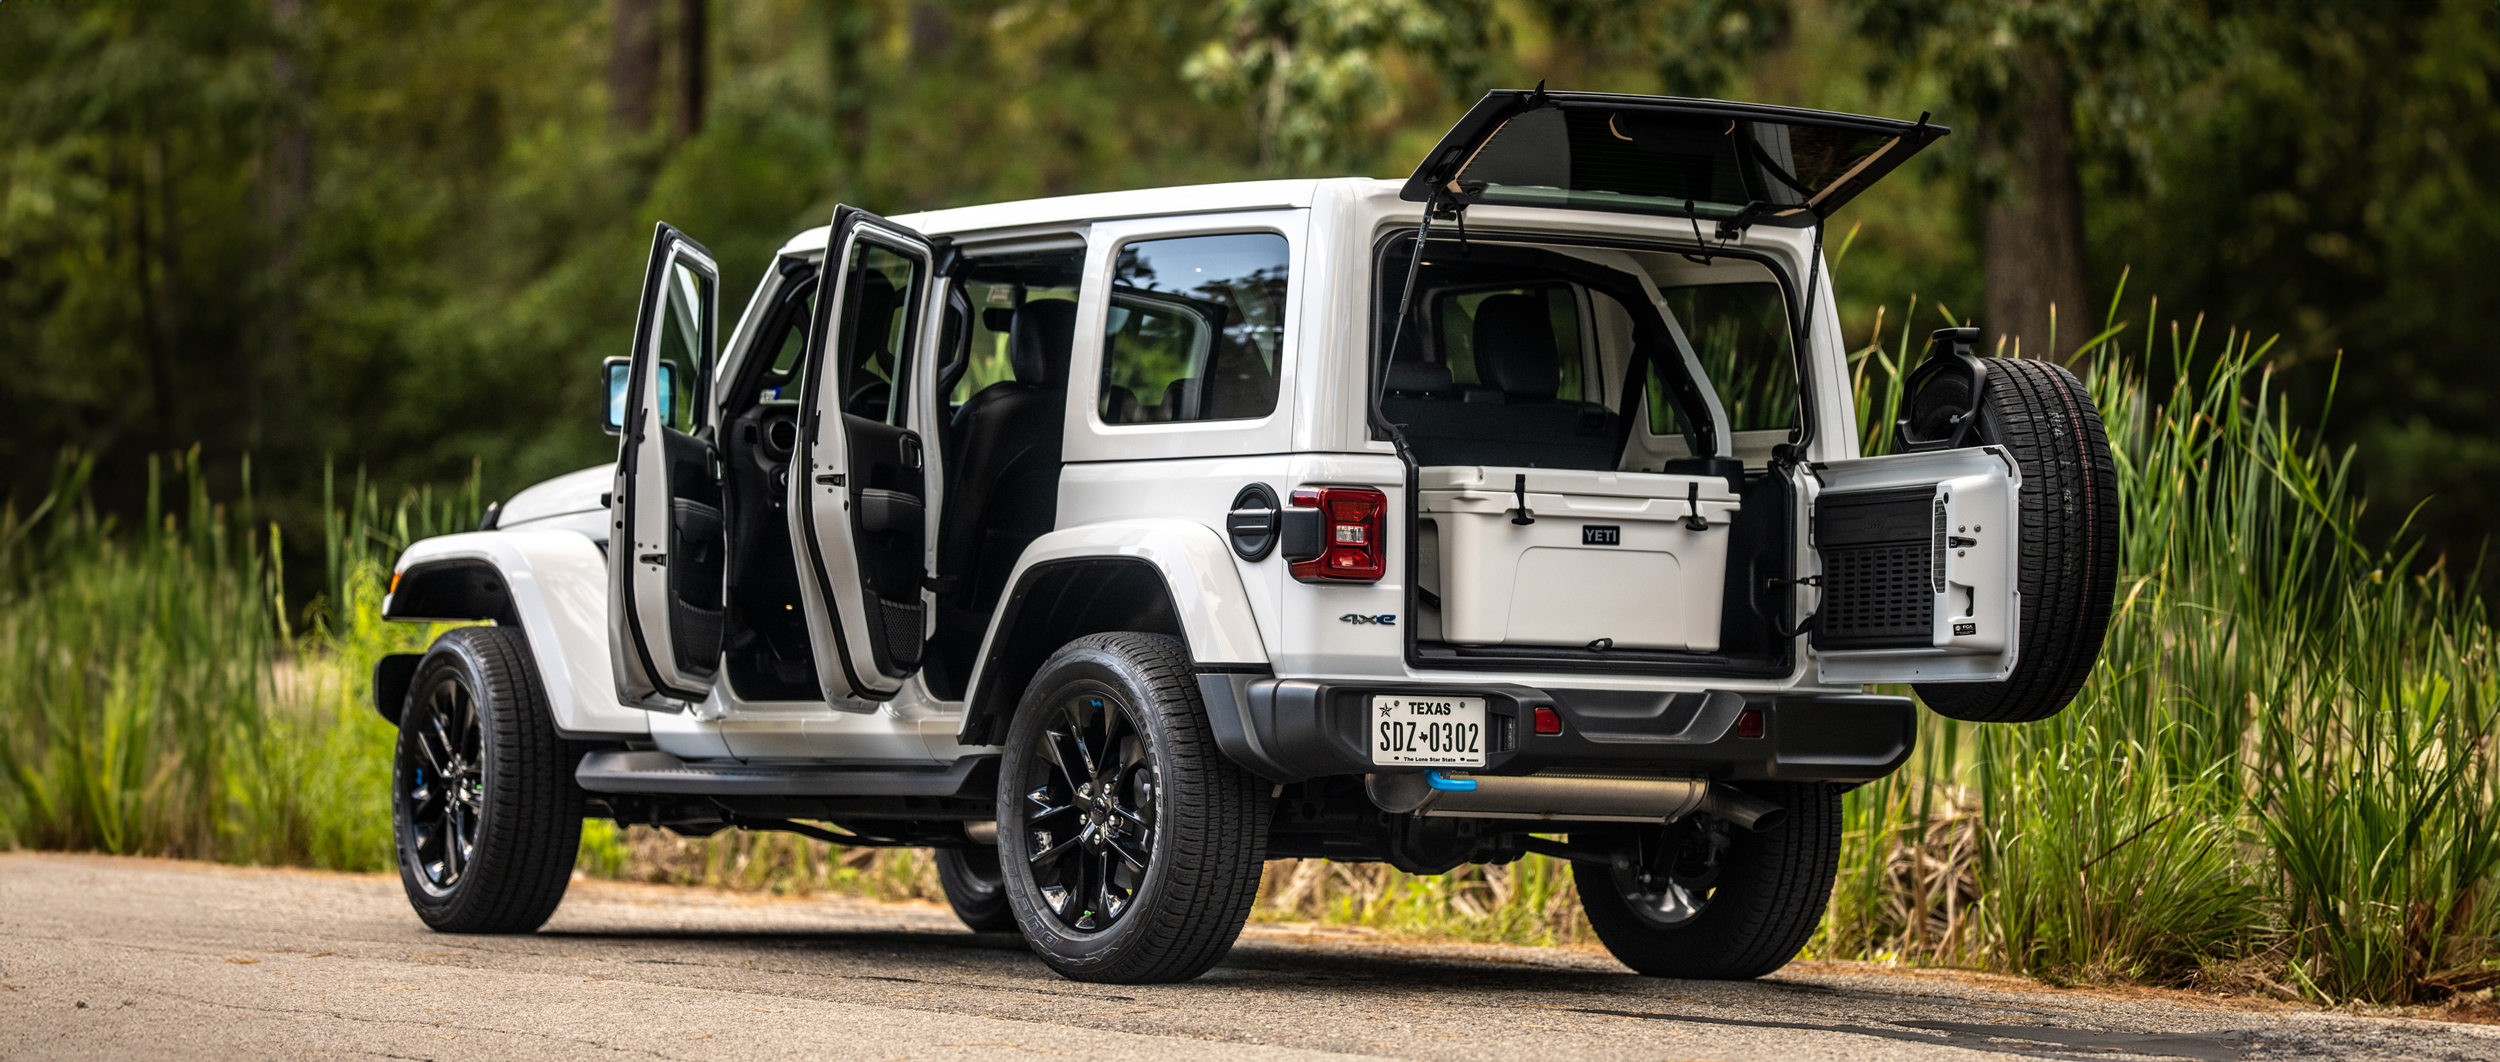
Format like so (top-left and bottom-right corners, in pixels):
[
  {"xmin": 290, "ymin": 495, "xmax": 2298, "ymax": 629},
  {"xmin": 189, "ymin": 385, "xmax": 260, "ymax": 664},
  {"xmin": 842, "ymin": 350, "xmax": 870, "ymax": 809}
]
[{"xmin": 1426, "ymin": 771, "xmax": 1477, "ymax": 792}]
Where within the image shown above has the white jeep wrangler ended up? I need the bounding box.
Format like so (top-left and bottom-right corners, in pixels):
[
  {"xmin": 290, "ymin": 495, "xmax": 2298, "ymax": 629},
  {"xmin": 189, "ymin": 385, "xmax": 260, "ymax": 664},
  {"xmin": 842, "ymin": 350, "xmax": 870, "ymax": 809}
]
[{"xmin": 374, "ymin": 90, "xmax": 2117, "ymax": 984}]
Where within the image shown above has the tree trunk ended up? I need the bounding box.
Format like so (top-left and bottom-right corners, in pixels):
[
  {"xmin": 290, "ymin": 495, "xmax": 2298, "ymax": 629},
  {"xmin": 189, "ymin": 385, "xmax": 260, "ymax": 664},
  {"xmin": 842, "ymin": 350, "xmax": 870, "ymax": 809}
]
[
  {"xmin": 611, "ymin": 0, "xmax": 662, "ymax": 131},
  {"xmin": 1979, "ymin": 48, "xmax": 2091, "ymax": 365},
  {"xmin": 261, "ymin": 0, "xmax": 313, "ymax": 452},
  {"xmin": 672, "ymin": 0, "xmax": 707, "ymax": 140}
]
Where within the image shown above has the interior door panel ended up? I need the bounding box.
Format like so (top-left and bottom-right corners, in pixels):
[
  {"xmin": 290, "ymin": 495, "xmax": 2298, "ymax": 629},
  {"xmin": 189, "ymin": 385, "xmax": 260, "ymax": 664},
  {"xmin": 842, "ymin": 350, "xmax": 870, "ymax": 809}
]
[
  {"xmin": 610, "ymin": 223, "xmax": 726, "ymax": 708},
  {"xmin": 791, "ymin": 207, "xmax": 941, "ymax": 708}
]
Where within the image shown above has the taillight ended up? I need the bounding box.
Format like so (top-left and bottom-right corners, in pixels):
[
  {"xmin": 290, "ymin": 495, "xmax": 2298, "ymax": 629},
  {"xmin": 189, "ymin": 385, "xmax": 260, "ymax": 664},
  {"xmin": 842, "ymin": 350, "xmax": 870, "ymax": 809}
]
[{"xmin": 1289, "ymin": 486, "xmax": 1386, "ymax": 583}]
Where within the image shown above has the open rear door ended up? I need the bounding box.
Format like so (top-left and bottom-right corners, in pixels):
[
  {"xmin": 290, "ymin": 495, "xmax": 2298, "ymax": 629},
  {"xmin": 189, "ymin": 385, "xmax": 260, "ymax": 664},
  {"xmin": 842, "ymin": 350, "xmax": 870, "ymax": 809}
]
[
  {"xmin": 610, "ymin": 224, "xmax": 726, "ymax": 708},
  {"xmin": 1807, "ymin": 447, "xmax": 2020, "ymax": 684},
  {"xmin": 791, "ymin": 207, "xmax": 939, "ymax": 710}
]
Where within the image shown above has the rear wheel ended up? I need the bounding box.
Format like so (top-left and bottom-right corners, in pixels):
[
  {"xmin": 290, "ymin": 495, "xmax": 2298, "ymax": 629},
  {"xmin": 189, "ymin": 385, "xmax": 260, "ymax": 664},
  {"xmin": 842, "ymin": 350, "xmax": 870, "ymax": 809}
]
[
  {"xmin": 1573, "ymin": 782, "xmax": 1840, "ymax": 979},
  {"xmin": 1917, "ymin": 357, "xmax": 2119, "ymax": 723},
  {"xmin": 392, "ymin": 627, "xmax": 581, "ymax": 934},
  {"xmin": 995, "ymin": 633, "xmax": 1269, "ymax": 983},
  {"xmin": 936, "ymin": 847, "xmax": 1017, "ymax": 932}
]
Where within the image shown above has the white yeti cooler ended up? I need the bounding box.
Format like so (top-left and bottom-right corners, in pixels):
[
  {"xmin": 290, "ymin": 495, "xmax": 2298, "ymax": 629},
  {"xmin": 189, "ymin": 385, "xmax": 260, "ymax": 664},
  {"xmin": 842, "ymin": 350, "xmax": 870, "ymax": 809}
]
[{"xmin": 1418, "ymin": 467, "xmax": 1741, "ymax": 652}]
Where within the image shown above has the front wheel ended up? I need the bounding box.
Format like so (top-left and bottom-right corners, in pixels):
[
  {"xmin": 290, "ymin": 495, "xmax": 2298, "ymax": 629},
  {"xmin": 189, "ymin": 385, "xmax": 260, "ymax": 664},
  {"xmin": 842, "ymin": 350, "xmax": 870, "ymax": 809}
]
[
  {"xmin": 392, "ymin": 626, "xmax": 581, "ymax": 934},
  {"xmin": 1572, "ymin": 782, "xmax": 1840, "ymax": 979},
  {"xmin": 995, "ymin": 633, "xmax": 1270, "ymax": 983}
]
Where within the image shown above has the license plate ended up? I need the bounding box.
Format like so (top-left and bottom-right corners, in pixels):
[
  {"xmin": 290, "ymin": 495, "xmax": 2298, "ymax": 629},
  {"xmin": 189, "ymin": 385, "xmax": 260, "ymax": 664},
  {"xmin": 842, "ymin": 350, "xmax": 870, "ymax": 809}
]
[{"xmin": 1370, "ymin": 695, "xmax": 1488, "ymax": 768}]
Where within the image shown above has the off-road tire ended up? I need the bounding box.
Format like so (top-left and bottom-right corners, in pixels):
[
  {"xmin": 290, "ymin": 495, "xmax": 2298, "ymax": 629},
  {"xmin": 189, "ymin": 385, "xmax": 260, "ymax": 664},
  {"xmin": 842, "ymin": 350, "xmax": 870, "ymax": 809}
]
[
  {"xmin": 995, "ymin": 633, "xmax": 1270, "ymax": 983},
  {"xmin": 392, "ymin": 626, "xmax": 581, "ymax": 933},
  {"xmin": 1573, "ymin": 782, "xmax": 1841, "ymax": 979},
  {"xmin": 1918, "ymin": 357, "xmax": 2120, "ymax": 724},
  {"xmin": 936, "ymin": 847, "xmax": 1018, "ymax": 933}
]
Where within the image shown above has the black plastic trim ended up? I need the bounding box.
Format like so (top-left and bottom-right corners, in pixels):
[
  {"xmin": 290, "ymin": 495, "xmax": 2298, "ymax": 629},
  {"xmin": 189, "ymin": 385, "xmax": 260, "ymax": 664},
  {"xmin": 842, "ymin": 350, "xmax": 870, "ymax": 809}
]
[{"xmin": 1227, "ymin": 681, "xmax": 1912, "ymax": 784}]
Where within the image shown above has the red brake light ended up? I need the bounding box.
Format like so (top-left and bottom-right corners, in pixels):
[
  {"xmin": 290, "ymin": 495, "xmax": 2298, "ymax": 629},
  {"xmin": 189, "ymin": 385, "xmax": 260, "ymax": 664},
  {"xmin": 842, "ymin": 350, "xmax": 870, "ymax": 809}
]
[{"xmin": 1290, "ymin": 486, "xmax": 1387, "ymax": 583}]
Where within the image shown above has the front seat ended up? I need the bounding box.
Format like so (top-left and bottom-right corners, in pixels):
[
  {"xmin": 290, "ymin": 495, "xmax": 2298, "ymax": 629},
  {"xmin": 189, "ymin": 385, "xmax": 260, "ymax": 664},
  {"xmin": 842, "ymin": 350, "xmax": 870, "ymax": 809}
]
[{"xmin": 934, "ymin": 299, "xmax": 1078, "ymax": 608}]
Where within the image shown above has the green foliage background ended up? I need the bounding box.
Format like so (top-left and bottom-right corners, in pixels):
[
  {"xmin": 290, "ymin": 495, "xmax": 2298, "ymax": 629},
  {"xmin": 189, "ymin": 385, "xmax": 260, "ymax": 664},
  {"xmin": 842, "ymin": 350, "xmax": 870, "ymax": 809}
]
[{"xmin": 3, "ymin": 0, "xmax": 2496, "ymax": 568}]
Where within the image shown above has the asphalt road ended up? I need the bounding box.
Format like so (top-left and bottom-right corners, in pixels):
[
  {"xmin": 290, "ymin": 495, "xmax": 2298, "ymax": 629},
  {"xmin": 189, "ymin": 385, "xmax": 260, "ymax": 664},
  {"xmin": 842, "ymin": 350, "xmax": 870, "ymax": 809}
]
[{"xmin": 4, "ymin": 853, "xmax": 2493, "ymax": 1061}]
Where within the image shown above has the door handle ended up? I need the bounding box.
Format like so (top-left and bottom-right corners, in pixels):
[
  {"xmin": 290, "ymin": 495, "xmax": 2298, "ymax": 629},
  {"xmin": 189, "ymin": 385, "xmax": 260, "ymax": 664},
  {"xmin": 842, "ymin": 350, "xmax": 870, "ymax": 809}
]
[{"xmin": 899, "ymin": 434, "xmax": 923, "ymax": 470}]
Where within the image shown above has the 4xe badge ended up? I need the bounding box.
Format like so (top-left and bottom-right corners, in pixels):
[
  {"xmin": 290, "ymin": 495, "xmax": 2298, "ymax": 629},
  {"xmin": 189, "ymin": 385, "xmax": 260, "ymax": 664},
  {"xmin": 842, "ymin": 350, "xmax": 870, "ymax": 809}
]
[{"xmin": 1340, "ymin": 613, "xmax": 1396, "ymax": 626}]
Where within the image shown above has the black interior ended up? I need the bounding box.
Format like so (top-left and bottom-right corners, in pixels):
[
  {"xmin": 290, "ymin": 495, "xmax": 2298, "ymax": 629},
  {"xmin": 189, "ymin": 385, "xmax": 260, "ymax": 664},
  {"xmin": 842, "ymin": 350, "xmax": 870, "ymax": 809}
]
[
  {"xmin": 712, "ymin": 248, "xmax": 1086, "ymax": 703},
  {"xmin": 923, "ymin": 254, "xmax": 1085, "ymax": 698},
  {"xmin": 1378, "ymin": 237, "xmax": 1801, "ymax": 677},
  {"xmin": 1375, "ymin": 241, "xmax": 1721, "ymax": 471},
  {"xmin": 718, "ymin": 259, "xmax": 820, "ymax": 701}
]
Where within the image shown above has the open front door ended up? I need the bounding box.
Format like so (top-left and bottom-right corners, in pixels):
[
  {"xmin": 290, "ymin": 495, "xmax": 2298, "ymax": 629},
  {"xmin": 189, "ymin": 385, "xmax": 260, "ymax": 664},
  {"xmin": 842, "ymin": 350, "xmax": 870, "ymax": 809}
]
[
  {"xmin": 610, "ymin": 224, "xmax": 726, "ymax": 708},
  {"xmin": 791, "ymin": 207, "xmax": 939, "ymax": 710},
  {"xmin": 1807, "ymin": 447, "xmax": 2020, "ymax": 685}
]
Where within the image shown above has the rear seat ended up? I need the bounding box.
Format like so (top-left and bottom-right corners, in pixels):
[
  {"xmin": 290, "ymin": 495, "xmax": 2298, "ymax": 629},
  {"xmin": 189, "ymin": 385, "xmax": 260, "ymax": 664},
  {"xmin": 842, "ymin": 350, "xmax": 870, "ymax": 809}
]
[{"xmin": 1381, "ymin": 293, "xmax": 1619, "ymax": 469}]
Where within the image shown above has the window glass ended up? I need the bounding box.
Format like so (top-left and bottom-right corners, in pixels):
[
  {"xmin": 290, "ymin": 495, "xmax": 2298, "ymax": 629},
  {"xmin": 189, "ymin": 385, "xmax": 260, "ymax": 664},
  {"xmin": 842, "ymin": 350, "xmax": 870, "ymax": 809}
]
[
  {"xmin": 1099, "ymin": 233, "xmax": 1288, "ymax": 424},
  {"xmin": 1650, "ymin": 281, "xmax": 1796, "ymax": 436},
  {"xmin": 950, "ymin": 285, "xmax": 1079, "ymax": 407},
  {"xmin": 1434, "ymin": 285, "xmax": 1586, "ymax": 401},
  {"xmin": 834, "ymin": 240, "xmax": 921, "ymax": 427},
  {"xmin": 653, "ymin": 256, "xmax": 712, "ymax": 433}
]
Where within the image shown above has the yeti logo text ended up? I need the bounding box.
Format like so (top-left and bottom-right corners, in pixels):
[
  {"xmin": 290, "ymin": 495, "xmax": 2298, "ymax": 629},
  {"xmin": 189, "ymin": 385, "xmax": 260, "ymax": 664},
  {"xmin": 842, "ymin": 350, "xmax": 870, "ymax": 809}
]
[{"xmin": 1339, "ymin": 613, "xmax": 1397, "ymax": 626}]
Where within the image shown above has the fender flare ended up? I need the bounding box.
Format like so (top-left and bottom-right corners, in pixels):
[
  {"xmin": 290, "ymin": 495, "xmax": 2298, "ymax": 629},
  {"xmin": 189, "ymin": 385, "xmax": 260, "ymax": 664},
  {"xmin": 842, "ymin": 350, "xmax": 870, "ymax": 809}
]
[
  {"xmin": 956, "ymin": 519, "xmax": 1269, "ymax": 746},
  {"xmin": 384, "ymin": 531, "xmax": 650, "ymax": 738}
]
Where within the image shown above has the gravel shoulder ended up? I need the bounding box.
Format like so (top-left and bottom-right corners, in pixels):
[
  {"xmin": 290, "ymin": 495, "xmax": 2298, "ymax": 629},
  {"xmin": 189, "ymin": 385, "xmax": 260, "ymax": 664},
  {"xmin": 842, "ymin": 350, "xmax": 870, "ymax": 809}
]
[{"xmin": 3, "ymin": 852, "xmax": 2493, "ymax": 1061}]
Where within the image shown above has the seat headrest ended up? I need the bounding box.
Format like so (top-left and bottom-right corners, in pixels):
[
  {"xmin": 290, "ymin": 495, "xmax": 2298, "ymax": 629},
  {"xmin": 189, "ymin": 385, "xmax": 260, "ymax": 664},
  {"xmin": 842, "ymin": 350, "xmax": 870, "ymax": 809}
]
[
  {"xmin": 1386, "ymin": 362, "xmax": 1454, "ymax": 394},
  {"xmin": 1010, "ymin": 299, "xmax": 1078, "ymax": 386},
  {"xmin": 851, "ymin": 272, "xmax": 902, "ymax": 370},
  {"xmin": 1471, "ymin": 293, "xmax": 1561, "ymax": 399}
]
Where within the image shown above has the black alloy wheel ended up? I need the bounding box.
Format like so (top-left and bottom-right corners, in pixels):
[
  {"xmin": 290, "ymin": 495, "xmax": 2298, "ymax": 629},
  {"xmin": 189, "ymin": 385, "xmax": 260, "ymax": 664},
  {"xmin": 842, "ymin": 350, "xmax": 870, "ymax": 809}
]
[
  {"xmin": 391, "ymin": 626, "xmax": 581, "ymax": 934},
  {"xmin": 995, "ymin": 633, "xmax": 1269, "ymax": 983},
  {"xmin": 1021, "ymin": 689, "xmax": 1159, "ymax": 931},
  {"xmin": 400, "ymin": 675, "xmax": 485, "ymax": 895},
  {"xmin": 1573, "ymin": 781, "xmax": 1841, "ymax": 980}
]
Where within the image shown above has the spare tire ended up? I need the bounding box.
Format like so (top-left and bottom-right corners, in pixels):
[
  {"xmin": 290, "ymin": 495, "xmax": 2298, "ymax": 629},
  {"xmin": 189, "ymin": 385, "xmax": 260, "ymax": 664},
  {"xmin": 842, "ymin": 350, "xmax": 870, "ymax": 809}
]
[{"xmin": 1913, "ymin": 357, "xmax": 2119, "ymax": 723}]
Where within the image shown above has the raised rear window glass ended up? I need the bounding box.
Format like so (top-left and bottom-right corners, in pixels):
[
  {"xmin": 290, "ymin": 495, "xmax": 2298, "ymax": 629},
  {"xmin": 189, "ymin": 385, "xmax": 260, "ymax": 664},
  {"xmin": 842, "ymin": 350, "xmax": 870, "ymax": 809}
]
[
  {"xmin": 1455, "ymin": 106, "xmax": 1905, "ymax": 223},
  {"xmin": 1099, "ymin": 233, "xmax": 1289, "ymax": 425},
  {"xmin": 1647, "ymin": 281, "xmax": 1795, "ymax": 436}
]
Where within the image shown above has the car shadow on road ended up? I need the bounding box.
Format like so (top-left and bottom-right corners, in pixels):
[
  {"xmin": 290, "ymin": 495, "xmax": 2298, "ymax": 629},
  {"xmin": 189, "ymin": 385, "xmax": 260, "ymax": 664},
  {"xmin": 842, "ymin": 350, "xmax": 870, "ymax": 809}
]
[{"xmin": 527, "ymin": 924, "xmax": 2253, "ymax": 1061}]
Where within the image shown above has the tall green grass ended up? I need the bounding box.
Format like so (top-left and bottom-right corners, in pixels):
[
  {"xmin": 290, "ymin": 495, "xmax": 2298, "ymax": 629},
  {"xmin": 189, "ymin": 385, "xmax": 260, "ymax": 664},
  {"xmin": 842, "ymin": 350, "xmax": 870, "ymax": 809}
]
[
  {"xmin": 2, "ymin": 292, "xmax": 2493, "ymax": 1005},
  {"xmin": 1822, "ymin": 294, "xmax": 2500, "ymax": 1003},
  {"xmin": 0, "ymin": 451, "xmax": 471, "ymax": 869}
]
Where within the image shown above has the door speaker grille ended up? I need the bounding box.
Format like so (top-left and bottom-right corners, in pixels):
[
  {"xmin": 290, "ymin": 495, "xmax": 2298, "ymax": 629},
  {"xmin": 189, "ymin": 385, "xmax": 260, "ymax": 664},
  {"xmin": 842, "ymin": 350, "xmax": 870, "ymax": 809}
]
[{"xmin": 1813, "ymin": 487, "xmax": 1938, "ymax": 651}]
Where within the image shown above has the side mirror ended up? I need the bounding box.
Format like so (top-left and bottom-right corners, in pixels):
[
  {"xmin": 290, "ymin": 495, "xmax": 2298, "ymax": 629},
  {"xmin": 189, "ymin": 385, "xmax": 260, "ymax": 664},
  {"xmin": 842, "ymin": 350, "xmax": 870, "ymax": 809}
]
[
  {"xmin": 601, "ymin": 357, "xmax": 631, "ymax": 435},
  {"xmin": 603, "ymin": 358, "xmax": 677, "ymax": 436}
]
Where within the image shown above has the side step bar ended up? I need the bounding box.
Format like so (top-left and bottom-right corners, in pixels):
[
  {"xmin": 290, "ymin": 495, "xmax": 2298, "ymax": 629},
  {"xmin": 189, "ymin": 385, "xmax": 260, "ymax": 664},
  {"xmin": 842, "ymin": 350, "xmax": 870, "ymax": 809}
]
[
  {"xmin": 1364, "ymin": 771, "xmax": 1785, "ymax": 830},
  {"xmin": 576, "ymin": 750, "xmax": 994, "ymax": 799}
]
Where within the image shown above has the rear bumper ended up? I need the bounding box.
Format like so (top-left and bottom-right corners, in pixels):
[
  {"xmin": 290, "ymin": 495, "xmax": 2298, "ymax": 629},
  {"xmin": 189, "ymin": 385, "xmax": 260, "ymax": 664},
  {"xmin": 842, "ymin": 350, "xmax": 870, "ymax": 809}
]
[{"xmin": 1198, "ymin": 675, "xmax": 1913, "ymax": 785}]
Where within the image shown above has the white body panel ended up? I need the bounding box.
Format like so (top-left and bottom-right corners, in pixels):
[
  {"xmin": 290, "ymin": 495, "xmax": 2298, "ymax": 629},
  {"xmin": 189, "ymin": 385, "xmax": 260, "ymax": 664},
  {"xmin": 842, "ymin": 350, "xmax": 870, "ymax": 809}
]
[{"xmin": 386, "ymin": 531, "xmax": 649, "ymax": 738}]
